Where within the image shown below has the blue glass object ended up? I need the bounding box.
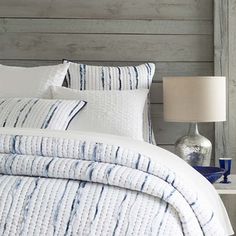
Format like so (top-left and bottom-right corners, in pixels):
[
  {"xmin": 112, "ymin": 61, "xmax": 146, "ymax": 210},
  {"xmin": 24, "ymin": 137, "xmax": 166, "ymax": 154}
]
[
  {"xmin": 219, "ymin": 158, "xmax": 232, "ymax": 184},
  {"xmin": 193, "ymin": 166, "xmax": 225, "ymax": 183}
]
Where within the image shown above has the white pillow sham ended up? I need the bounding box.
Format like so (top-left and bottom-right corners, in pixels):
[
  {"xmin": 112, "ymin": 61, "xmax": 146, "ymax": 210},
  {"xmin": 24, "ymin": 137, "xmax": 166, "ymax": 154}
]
[
  {"xmin": 0, "ymin": 63, "xmax": 70, "ymax": 98},
  {"xmin": 0, "ymin": 98, "xmax": 86, "ymax": 130},
  {"xmin": 63, "ymin": 60, "xmax": 156, "ymax": 144},
  {"xmin": 51, "ymin": 86, "xmax": 148, "ymax": 141}
]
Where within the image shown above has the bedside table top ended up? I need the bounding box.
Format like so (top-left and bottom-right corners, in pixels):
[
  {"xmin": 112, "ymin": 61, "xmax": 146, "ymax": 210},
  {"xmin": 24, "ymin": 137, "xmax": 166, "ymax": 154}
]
[{"xmin": 213, "ymin": 175, "xmax": 236, "ymax": 194}]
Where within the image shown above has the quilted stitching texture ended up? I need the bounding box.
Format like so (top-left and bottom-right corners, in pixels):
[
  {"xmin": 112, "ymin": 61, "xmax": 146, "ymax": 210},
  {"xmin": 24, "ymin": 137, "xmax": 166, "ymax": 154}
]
[
  {"xmin": 0, "ymin": 132, "xmax": 225, "ymax": 236},
  {"xmin": 52, "ymin": 87, "xmax": 148, "ymax": 140}
]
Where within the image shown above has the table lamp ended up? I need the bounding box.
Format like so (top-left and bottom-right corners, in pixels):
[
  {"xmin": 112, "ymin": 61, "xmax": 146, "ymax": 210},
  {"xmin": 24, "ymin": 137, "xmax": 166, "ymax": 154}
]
[{"xmin": 163, "ymin": 76, "xmax": 226, "ymax": 166}]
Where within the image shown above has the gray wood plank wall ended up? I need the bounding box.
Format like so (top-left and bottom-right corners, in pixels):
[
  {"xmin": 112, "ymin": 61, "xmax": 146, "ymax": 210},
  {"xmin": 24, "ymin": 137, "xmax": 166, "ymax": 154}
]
[
  {"xmin": 214, "ymin": 0, "xmax": 236, "ymax": 231},
  {"xmin": 0, "ymin": 0, "xmax": 214, "ymax": 154},
  {"xmin": 214, "ymin": 0, "xmax": 236, "ymax": 171}
]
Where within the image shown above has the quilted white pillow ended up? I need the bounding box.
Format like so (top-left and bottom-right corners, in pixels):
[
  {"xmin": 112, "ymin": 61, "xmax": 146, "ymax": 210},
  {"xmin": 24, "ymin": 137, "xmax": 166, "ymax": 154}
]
[
  {"xmin": 0, "ymin": 98, "xmax": 86, "ymax": 130},
  {"xmin": 63, "ymin": 61, "xmax": 156, "ymax": 144},
  {"xmin": 0, "ymin": 63, "xmax": 70, "ymax": 98},
  {"xmin": 51, "ymin": 86, "xmax": 148, "ymax": 140}
]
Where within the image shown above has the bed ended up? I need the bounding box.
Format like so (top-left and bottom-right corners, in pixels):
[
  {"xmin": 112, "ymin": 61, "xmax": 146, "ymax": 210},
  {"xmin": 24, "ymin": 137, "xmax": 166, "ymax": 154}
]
[{"xmin": 0, "ymin": 61, "xmax": 233, "ymax": 236}]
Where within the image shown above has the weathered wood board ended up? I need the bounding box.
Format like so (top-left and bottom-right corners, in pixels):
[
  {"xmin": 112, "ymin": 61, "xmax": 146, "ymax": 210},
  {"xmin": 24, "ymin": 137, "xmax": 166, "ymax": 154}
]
[
  {"xmin": 0, "ymin": 1, "xmax": 214, "ymax": 155},
  {"xmin": 0, "ymin": 33, "xmax": 213, "ymax": 61},
  {"xmin": 0, "ymin": 60, "xmax": 214, "ymax": 82},
  {"xmin": 0, "ymin": 0, "xmax": 213, "ymax": 20},
  {"xmin": 214, "ymin": 0, "xmax": 236, "ymax": 171},
  {"xmin": 0, "ymin": 19, "xmax": 213, "ymax": 35}
]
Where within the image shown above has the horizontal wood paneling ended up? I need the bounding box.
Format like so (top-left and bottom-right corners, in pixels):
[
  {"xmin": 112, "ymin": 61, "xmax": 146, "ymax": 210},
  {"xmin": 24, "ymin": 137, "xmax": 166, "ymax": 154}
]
[
  {"xmin": 151, "ymin": 104, "xmax": 214, "ymax": 145},
  {"xmin": 0, "ymin": 18, "xmax": 213, "ymax": 35},
  {"xmin": 0, "ymin": 0, "xmax": 213, "ymax": 20},
  {"xmin": 153, "ymin": 62, "xmax": 214, "ymax": 81},
  {"xmin": 0, "ymin": 60, "xmax": 214, "ymax": 82},
  {"xmin": 0, "ymin": 1, "xmax": 214, "ymax": 151},
  {"xmin": 151, "ymin": 83, "xmax": 163, "ymax": 104},
  {"xmin": 0, "ymin": 33, "xmax": 213, "ymax": 61},
  {"xmin": 0, "ymin": 60, "xmax": 213, "ymax": 104},
  {"xmin": 0, "ymin": 59, "xmax": 214, "ymax": 145}
]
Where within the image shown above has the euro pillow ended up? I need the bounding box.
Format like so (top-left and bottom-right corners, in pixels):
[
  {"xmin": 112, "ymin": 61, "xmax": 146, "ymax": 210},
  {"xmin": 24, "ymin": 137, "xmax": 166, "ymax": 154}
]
[
  {"xmin": 63, "ymin": 61, "xmax": 156, "ymax": 144},
  {"xmin": 0, "ymin": 98, "xmax": 86, "ymax": 130},
  {"xmin": 0, "ymin": 63, "xmax": 70, "ymax": 98},
  {"xmin": 51, "ymin": 86, "xmax": 148, "ymax": 141}
]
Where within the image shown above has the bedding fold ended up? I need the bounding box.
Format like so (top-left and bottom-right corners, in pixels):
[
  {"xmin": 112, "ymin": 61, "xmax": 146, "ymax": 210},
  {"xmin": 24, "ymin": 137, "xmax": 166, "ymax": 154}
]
[{"xmin": 0, "ymin": 130, "xmax": 228, "ymax": 236}]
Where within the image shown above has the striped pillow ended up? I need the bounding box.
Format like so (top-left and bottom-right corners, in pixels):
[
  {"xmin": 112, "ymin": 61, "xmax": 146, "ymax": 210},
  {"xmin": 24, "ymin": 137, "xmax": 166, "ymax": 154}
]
[
  {"xmin": 0, "ymin": 98, "xmax": 86, "ymax": 130},
  {"xmin": 63, "ymin": 61, "xmax": 156, "ymax": 144}
]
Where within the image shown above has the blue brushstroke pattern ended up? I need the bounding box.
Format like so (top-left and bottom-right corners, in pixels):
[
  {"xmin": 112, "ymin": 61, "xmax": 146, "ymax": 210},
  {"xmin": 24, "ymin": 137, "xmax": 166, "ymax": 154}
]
[
  {"xmin": 133, "ymin": 66, "xmax": 139, "ymax": 89},
  {"xmin": 80, "ymin": 64, "xmax": 83, "ymax": 91},
  {"xmin": 64, "ymin": 181, "xmax": 86, "ymax": 235},
  {"xmin": 83, "ymin": 64, "xmax": 86, "ymax": 90},
  {"xmin": 66, "ymin": 70, "xmax": 71, "ymax": 88},
  {"xmin": 53, "ymin": 180, "xmax": 70, "ymax": 235},
  {"xmin": 124, "ymin": 193, "xmax": 139, "ymax": 235},
  {"xmin": 135, "ymin": 154, "xmax": 141, "ymax": 169},
  {"xmin": 2, "ymin": 99, "xmax": 21, "ymax": 127},
  {"xmin": 117, "ymin": 67, "xmax": 122, "ymax": 90},
  {"xmin": 13, "ymin": 100, "xmax": 32, "ymax": 127},
  {"xmin": 19, "ymin": 177, "xmax": 40, "ymax": 236},
  {"xmin": 112, "ymin": 193, "xmax": 127, "ymax": 236},
  {"xmin": 87, "ymin": 185, "xmax": 104, "ymax": 235},
  {"xmin": 2, "ymin": 178, "xmax": 22, "ymax": 235},
  {"xmin": 101, "ymin": 67, "xmax": 105, "ymax": 90},
  {"xmin": 44, "ymin": 158, "xmax": 54, "ymax": 177},
  {"xmin": 21, "ymin": 99, "xmax": 39, "ymax": 127},
  {"xmin": 115, "ymin": 147, "xmax": 120, "ymax": 160},
  {"xmin": 108, "ymin": 67, "xmax": 112, "ymax": 90},
  {"xmin": 41, "ymin": 101, "xmax": 62, "ymax": 129},
  {"xmin": 140, "ymin": 175, "xmax": 148, "ymax": 191},
  {"xmin": 127, "ymin": 67, "xmax": 133, "ymax": 90}
]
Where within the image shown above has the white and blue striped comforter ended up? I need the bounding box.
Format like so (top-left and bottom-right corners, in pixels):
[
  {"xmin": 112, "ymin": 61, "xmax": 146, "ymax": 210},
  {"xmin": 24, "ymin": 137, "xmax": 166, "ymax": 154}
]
[{"xmin": 0, "ymin": 128, "xmax": 230, "ymax": 236}]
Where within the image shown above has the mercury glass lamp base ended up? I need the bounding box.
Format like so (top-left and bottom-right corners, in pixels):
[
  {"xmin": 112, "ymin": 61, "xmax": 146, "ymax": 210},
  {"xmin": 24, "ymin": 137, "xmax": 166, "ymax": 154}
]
[{"xmin": 175, "ymin": 123, "xmax": 212, "ymax": 166}]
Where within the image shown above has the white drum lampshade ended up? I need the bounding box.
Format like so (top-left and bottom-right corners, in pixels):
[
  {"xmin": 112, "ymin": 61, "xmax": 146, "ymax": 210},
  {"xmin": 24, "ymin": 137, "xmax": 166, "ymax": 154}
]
[
  {"xmin": 163, "ymin": 76, "xmax": 226, "ymax": 166},
  {"xmin": 163, "ymin": 76, "xmax": 226, "ymax": 122}
]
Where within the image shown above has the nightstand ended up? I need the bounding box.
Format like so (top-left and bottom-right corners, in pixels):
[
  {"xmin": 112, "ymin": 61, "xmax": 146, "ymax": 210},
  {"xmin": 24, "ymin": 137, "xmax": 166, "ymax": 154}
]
[
  {"xmin": 214, "ymin": 175, "xmax": 236, "ymax": 194},
  {"xmin": 214, "ymin": 175, "xmax": 236, "ymax": 232}
]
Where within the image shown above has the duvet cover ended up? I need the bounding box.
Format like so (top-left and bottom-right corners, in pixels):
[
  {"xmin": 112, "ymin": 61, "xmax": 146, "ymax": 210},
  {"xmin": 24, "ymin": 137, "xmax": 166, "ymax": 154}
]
[{"xmin": 0, "ymin": 128, "xmax": 233, "ymax": 236}]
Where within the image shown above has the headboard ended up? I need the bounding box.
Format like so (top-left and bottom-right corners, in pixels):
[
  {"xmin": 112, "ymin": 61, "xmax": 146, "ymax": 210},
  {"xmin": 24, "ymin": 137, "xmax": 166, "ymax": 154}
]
[{"xmin": 0, "ymin": 0, "xmax": 214, "ymax": 155}]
